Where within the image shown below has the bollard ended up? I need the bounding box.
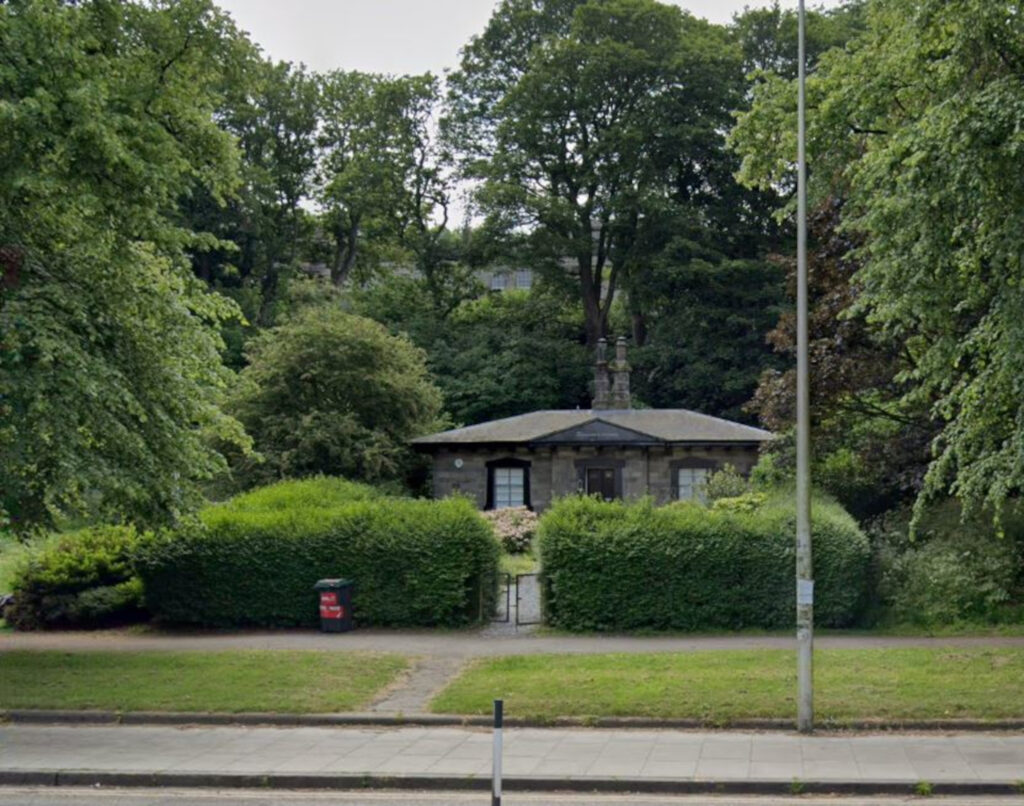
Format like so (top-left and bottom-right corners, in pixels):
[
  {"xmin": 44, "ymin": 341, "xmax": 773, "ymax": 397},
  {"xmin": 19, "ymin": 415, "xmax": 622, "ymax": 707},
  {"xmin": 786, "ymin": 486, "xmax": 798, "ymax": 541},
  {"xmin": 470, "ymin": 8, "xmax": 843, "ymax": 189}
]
[{"xmin": 492, "ymin": 698, "xmax": 503, "ymax": 806}]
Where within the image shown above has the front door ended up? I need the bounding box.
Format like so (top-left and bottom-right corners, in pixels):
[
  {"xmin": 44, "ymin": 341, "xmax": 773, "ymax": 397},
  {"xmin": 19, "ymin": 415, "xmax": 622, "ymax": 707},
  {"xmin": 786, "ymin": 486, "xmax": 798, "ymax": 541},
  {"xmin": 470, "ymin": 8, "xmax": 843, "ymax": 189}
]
[{"xmin": 586, "ymin": 467, "xmax": 618, "ymax": 501}]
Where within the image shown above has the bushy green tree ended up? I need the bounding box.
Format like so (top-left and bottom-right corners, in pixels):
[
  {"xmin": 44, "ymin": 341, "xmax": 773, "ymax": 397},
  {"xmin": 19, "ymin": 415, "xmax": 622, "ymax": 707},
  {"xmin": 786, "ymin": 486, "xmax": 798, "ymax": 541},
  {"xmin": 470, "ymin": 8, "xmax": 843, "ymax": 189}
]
[
  {"xmin": 316, "ymin": 71, "xmax": 441, "ymax": 288},
  {"xmin": 229, "ymin": 306, "xmax": 445, "ymax": 487},
  {"xmin": 185, "ymin": 57, "xmax": 321, "ymax": 340},
  {"xmin": 0, "ymin": 0, "xmax": 250, "ymax": 535},
  {"xmin": 432, "ymin": 290, "xmax": 591, "ymax": 424},
  {"xmin": 447, "ymin": 0, "xmax": 748, "ymax": 349},
  {"xmin": 354, "ymin": 278, "xmax": 591, "ymax": 425},
  {"xmin": 630, "ymin": 256, "xmax": 785, "ymax": 422},
  {"xmin": 733, "ymin": 0, "xmax": 1024, "ymax": 523}
]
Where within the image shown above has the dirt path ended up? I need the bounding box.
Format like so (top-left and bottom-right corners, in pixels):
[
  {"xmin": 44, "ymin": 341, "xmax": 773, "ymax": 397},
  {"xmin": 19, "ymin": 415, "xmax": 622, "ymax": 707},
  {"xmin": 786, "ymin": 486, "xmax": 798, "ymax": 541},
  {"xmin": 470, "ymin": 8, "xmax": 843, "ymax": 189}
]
[
  {"xmin": 3, "ymin": 628, "xmax": 1023, "ymax": 657},
  {"xmin": 368, "ymin": 655, "xmax": 465, "ymax": 714}
]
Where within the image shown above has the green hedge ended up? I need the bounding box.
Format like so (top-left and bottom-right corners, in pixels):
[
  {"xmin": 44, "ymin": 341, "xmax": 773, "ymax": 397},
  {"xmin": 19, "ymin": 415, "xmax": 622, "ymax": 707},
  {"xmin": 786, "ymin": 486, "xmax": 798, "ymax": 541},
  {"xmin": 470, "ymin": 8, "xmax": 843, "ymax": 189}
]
[
  {"xmin": 6, "ymin": 525, "xmax": 146, "ymax": 630},
  {"xmin": 213, "ymin": 476, "xmax": 383, "ymax": 512},
  {"xmin": 137, "ymin": 481, "xmax": 499, "ymax": 628},
  {"xmin": 539, "ymin": 495, "xmax": 870, "ymax": 631}
]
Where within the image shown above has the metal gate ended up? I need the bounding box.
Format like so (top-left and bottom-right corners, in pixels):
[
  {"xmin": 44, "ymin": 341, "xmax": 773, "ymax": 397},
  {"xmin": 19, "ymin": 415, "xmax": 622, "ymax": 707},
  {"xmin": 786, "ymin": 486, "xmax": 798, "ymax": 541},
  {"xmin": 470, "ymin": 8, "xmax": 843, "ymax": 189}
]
[
  {"xmin": 491, "ymin": 572, "xmax": 511, "ymax": 623},
  {"xmin": 514, "ymin": 573, "xmax": 542, "ymax": 626}
]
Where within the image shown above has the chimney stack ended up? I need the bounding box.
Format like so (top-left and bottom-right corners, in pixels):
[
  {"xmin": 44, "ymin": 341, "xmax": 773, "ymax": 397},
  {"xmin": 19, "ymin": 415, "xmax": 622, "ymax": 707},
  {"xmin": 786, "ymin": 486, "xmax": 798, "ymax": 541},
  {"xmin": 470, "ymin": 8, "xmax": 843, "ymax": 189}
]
[
  {"xmin": 592, "ymin": 337, "xmax": 611, "ymax": 409},
  {"xmin": 610, "ymin": 336, "xmax": 631, "ymax": 409}
]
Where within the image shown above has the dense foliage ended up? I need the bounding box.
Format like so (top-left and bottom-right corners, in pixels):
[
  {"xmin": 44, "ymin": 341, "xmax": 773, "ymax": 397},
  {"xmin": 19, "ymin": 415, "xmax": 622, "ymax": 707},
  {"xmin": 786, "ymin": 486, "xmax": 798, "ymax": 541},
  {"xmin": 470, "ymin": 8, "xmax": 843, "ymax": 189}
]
[
  {"xmin": 539, "ymin": 495, "xmax": 870, "ymax": 631},
  {"xmin": 870, "ymin": 502, "xmax": 1024, "ymax": 627},
  {"xmin": 228, "ymin": 307, "xmax": 445, "ymax": 488},
  {"xmin": 0, "ymin": 0, "xmax": 251, "ymax": 534},
  {"xmin": 7, "ymin": 0, "xmax": 1023, "ymax": 640},
  {"xmin": 6, "ymin": 525, "xmax": 145, "ymax": 630},
  {"xmin": 446, "ymin": 0, "xmax": 780, "ymax": 353},
  {"xmin": 137, "ymin": 479, "xmax": 499, "ymax": 628},
  {"xmin": 733, "ymin": 0, "xmax": 1024, "ymax": 523}
]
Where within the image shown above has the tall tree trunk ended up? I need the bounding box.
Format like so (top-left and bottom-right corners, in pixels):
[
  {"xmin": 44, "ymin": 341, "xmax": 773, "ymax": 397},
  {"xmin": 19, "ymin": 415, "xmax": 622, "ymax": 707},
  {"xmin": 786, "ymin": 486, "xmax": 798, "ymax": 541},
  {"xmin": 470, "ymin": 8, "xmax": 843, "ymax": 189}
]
[
  {"xmin": 631, "ymin": 311, "xmax": 647, "ymax": 347},
  {"xmin": 330, "ymin": 216, "xmax": 360, "ymax": 287},
  {"xmin": 579, "ymin": 257, "xmax": 606, "ymax": 350}
]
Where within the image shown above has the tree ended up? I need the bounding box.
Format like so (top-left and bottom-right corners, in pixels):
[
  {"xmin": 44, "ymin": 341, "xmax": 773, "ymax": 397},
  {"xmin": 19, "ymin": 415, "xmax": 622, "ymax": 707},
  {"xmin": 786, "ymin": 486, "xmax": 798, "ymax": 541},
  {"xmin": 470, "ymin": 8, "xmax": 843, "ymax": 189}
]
[
  {"xmin": 746, "ymin": 202, "xmax": 933, "ymax": 518},
  {"xmin": 229, "ymin": 306, "xmax": 445, "ymax": 487},
  {"xmin": 732, "ymin": 0, "xmax": 866, "ymax": 80},
  {"xmin": 0, "ymin": 0, "xmax": 250, "ymax": 535},
  {"xmin": 732, "ymin": 0, "xmax": 1024, "ymax": 522},
  {"xmin": 429, "ymin": 290, "xmax": 591, "ymax": 425},
  {"xmin": 446, "ymin": 0, "xmax": 745, "ymax": 349},
  {"xmin": 630, "ymin": 255, "xmax": 785, "ymax": 422},
  {"xmin": 351, "ymin": 273, "xmax": 590, "ymax": 426},
  {"xmin": 185, "ymin": 58, "xmax": 321, "ymax": 334},
  {"xmin": 316, "ymin": 71, "xmax": 439, "ymax": 288}
]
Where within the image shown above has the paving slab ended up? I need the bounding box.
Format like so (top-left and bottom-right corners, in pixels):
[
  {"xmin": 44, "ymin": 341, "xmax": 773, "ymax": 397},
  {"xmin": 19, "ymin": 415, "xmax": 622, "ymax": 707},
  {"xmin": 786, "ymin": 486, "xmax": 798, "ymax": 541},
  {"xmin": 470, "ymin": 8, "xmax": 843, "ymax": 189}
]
[{"xmin": 1, "ymin": 723, "xmax": 1023, "ymax": 793}]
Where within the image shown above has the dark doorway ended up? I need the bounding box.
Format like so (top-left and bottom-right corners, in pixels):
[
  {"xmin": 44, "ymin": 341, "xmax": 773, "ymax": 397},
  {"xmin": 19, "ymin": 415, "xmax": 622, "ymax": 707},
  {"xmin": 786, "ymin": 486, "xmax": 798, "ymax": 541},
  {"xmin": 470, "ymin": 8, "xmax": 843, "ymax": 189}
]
[{"xmin": 586, "ymin": 467, "xmax": 618, "ymax": 501}]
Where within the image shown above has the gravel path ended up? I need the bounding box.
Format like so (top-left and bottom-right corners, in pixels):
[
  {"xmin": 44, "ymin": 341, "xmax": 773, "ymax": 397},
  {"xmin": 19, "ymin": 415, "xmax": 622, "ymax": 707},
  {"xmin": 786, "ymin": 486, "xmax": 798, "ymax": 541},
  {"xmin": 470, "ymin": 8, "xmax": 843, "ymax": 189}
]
[{"xmin": 3, "ymin": 629, "xmax": 1023, "ymax": 657}]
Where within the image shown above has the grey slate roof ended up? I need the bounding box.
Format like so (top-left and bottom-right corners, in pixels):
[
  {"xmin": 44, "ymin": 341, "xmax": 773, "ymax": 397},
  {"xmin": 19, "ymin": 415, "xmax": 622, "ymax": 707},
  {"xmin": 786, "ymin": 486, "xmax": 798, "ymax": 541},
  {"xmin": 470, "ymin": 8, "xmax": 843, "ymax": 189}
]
[{"xmin": 411, "ymin": 409, "xmax": 773, "ymax": 447}]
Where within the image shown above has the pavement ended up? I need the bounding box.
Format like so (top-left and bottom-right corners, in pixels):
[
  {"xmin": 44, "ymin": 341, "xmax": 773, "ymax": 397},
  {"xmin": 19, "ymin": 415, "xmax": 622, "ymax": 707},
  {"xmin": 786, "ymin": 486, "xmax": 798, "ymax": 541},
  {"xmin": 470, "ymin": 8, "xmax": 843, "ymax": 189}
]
[
  {"xmin": 1, "ymin": 724, "xmax": 1023, "ymax": 796},
  {"xmin": 0, "ymin": 792, "xmax": 1022, "ymax": 806},
  {"xmin": 2, "ymin": 793, "xmax": 1023, "ymax": 806},
  {"xmin": 4, "ymin": 629, "xmax": 1024, "ymax": 657}
]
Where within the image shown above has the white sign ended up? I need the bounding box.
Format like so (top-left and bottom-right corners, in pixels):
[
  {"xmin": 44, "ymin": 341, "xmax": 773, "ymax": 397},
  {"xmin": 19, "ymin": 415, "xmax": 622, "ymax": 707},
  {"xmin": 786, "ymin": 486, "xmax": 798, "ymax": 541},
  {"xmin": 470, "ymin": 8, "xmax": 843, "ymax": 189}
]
[{"xmin": 797, "ymin": 579, "xmax": 814, "ymax": 606}]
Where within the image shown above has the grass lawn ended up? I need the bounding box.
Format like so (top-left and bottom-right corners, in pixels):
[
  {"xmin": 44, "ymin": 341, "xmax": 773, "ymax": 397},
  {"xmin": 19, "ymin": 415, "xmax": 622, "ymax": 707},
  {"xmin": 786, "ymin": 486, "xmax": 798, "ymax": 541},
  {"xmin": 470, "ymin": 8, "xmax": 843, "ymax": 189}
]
[
  {"xmin": 0, "ymin": 650, "xmax": 407, "ymax": 713},
  {"xmin": 431, "ymin": 648, "xmax": 1024, "ymax": 722},
  {"xmin": 499, "ymin": 552, "xmax": 538, "ymax": 577}
]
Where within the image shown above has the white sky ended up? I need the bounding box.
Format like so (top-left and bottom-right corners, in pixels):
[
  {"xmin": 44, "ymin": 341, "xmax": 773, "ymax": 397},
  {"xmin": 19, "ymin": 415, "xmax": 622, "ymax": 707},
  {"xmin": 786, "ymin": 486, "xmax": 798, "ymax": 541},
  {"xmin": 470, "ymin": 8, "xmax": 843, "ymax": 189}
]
[{"xmin": 216, "ymin": 0, "xmax": 847, "ymax": 76}]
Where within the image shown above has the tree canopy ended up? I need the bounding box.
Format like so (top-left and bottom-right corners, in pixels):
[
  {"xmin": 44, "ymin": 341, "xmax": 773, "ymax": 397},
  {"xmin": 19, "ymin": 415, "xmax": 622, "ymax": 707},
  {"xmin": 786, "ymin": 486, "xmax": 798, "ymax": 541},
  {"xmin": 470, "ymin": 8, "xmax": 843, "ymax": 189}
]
[
  {"xmin": 228, "ymin": 306, "xmax": 445, "ymax": 488},
  {"xmin": 446, "ymin": 0, "xmax": 749, "ymax": 349},
  {"xmin": 732, "ymin": 0, "xmax": 1024, "ymax": 522},
  {"xmin": 0, "ymin": 0, "xmax": 250, "ymax": 534}
]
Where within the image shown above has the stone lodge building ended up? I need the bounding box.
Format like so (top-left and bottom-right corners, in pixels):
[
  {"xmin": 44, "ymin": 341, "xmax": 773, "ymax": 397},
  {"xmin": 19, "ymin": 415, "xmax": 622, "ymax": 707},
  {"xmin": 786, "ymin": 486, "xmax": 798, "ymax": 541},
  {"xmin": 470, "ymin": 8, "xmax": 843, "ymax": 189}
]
[{"xmin": 412, "ymin": 338, "xmax": 773, "ymax": 512}]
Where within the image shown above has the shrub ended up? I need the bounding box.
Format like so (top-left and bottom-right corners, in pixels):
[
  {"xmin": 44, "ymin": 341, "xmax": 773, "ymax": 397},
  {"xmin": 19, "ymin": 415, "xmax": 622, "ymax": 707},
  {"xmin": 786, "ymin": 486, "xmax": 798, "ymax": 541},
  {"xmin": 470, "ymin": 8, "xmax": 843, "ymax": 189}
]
[
  {"xmin": 6, "ymin": 525, "xmax": 147, "ymax": 630},
  {"xmin": 138, "ymin": 481, "xmax": 499, "ymax": 628},
  {"xmin": 214, "ymin": 476, "xmax": 383, "ymax": 512},
  {"xmin": 871, "ymin": 501, "xmax": 1024, "ymax": 626},
  {"xmin": 711, "ymin": 492, "xmax": 768, "ymax": 514},
  {"xmin": 539, "ymin": 494, "xmax": 870, "ymax": 631},
  {"xmin": 482, "ymin": 507, "xmax": 539, "ymax": 553},
  {"xmin": 703, "ymin": 464, "xmax": 751, "ymax": 501}
]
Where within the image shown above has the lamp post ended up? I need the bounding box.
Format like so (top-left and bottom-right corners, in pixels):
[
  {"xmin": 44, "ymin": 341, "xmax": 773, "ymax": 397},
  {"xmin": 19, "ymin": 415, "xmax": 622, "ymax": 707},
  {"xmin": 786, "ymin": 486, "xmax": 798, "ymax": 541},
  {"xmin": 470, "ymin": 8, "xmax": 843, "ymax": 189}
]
[{"xmin": 795, "ymin": 0, "xmax": 814, "ymax": 734}]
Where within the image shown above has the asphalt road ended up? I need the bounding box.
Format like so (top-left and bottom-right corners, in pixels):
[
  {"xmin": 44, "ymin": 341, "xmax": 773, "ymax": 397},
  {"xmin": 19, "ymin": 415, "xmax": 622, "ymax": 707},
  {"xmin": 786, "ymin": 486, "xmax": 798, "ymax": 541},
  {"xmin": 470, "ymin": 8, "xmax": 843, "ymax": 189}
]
[{"xmin": 0, "ymin": 790, "xmax": 1021, "ymax": 806}]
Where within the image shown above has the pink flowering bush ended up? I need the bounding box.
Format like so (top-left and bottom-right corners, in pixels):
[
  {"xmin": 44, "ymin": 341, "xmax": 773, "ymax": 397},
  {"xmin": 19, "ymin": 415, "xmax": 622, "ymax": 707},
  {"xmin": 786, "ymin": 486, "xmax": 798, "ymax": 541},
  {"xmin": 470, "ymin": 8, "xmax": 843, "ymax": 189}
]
[{"xmin": 482, "ymin": 507, "xmax": 539, "ymax": 554}]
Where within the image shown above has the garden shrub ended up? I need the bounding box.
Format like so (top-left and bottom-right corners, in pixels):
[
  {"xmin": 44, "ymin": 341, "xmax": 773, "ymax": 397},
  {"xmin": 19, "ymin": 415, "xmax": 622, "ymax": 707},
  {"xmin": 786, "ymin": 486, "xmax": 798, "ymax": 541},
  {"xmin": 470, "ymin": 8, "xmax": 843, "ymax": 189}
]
[
  {"xmin": 871, "ymin": 501, "xmax": 1024, "ymax": 626},
  {"xmin": 482, "ymin": 507, "xmax": 539, "ymax": 553},
  {"xmin": 703, "ymin": 464, "xmax": 751, "ymax": 501},
  {"xmin": 138, "ymin": 480, "xmax": 499, "ymax": 628},
  {"xmin": 711, "ymin": 492, "xmax": 768, "ymax": 514},
  {"xmin": 6, "ymin": 525, "xmax": 147, "ymax": 630},
  {"xmin": 539, "ymin": 494, "xmax": 870, "ymax": 631}
]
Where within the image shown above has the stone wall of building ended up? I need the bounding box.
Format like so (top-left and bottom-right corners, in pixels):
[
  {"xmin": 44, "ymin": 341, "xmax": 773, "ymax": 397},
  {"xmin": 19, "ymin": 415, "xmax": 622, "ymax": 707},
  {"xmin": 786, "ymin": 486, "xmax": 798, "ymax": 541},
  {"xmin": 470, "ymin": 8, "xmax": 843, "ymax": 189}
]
[{"xmin": 428, "ymin": 444, "xmax": 760, "ymax": 512}]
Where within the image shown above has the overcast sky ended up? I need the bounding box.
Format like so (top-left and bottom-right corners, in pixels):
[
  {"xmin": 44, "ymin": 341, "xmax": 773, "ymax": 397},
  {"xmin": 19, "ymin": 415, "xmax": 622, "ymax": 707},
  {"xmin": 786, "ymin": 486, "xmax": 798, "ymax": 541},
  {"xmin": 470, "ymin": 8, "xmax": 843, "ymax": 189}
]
[{"xmin": 215, "ymin": 0, "xmax": 846, "ymax": 76}]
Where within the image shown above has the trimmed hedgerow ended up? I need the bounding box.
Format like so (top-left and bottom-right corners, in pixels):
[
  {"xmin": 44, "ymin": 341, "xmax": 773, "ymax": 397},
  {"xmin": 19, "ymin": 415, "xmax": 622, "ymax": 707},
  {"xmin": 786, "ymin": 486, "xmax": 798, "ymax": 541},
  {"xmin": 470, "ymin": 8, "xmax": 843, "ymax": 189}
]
[
  {"xmin": 138, "ymin": 482, "xmax": 499, "ymax": 628},
  {"xmin": 212, "ymin": 476, "xmax": 383, "ymax": 513},
  {"xmin": 538, "ymin": 494, "xmax": 870, "ymax": 632},
  {"xmin": 6, "ymin": 525, "xmax": 146, "ymax": 630}
]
